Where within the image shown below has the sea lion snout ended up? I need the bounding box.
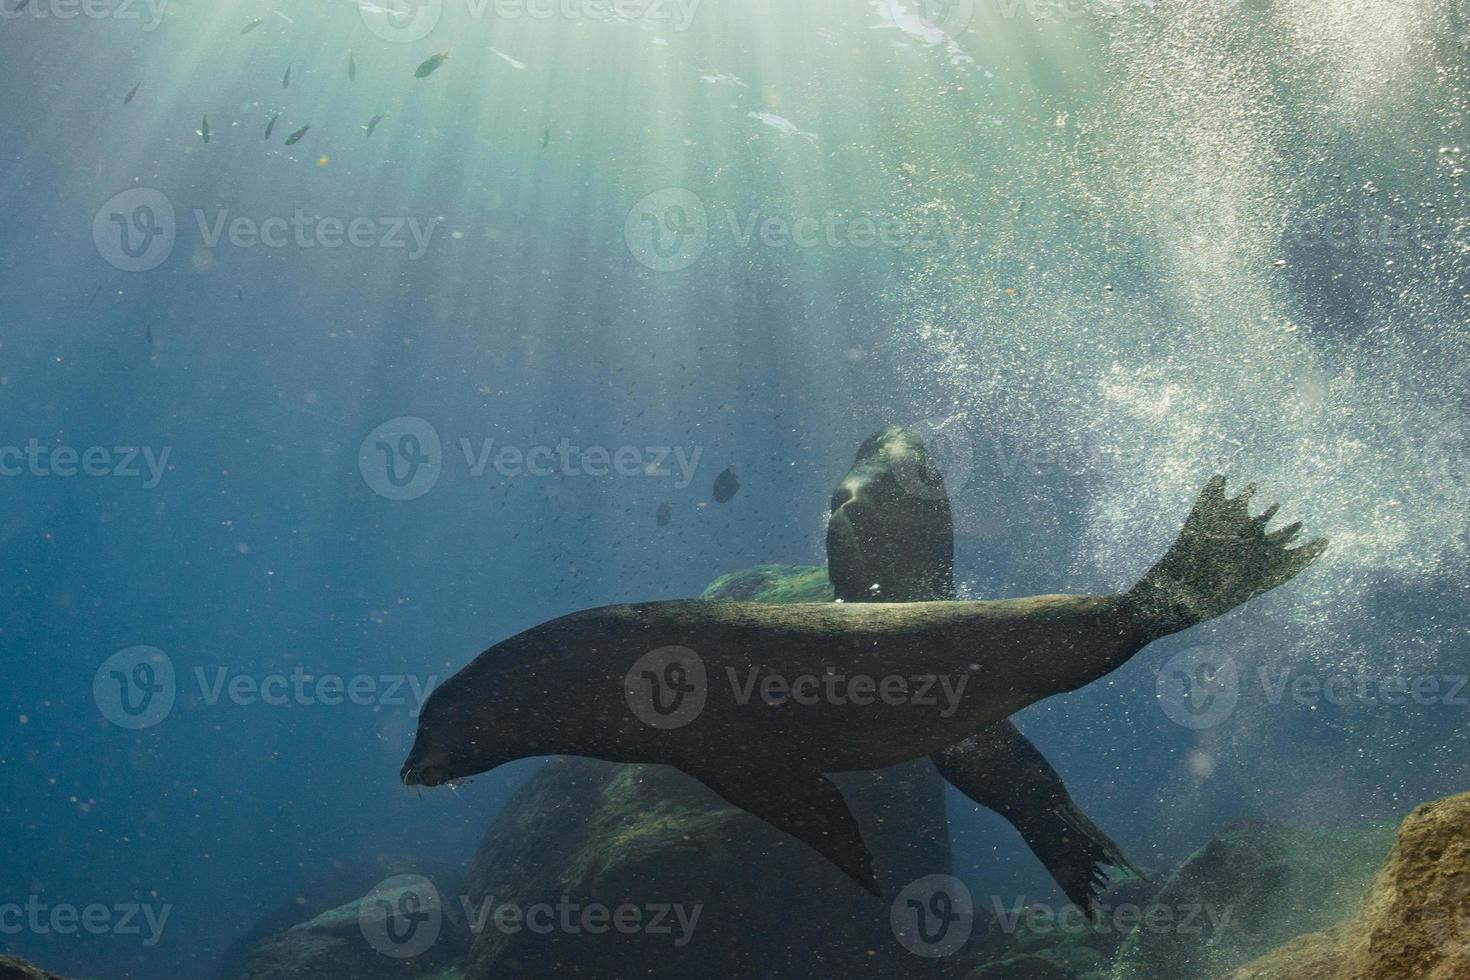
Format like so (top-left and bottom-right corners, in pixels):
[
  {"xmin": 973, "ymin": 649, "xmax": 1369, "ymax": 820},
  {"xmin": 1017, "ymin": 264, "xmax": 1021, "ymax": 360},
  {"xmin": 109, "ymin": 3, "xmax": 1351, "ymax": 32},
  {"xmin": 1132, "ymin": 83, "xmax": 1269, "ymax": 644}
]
[
  {"xmin": 400, "ymin": 741, "xmax": 453, "ymax": 787},
  {"xmin": 400, "ymin": 762, "xmax": 439, "ymax": 787}
]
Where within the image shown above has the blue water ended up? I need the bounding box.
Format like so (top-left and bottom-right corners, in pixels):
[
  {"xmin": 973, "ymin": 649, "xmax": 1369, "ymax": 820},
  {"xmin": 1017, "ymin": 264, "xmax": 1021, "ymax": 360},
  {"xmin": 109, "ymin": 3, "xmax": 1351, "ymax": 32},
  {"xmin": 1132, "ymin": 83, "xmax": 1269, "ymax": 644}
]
[{"xmin": 2, "ymin": 1, "xmax": 1467, "ymax": 977}]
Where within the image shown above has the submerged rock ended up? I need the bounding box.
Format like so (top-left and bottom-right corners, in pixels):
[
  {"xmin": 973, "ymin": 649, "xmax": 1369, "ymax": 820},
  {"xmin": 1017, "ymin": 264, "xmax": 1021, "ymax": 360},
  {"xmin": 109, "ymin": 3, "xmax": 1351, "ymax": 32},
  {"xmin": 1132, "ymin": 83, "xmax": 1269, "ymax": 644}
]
[
  {"xmin": 238, "ymin": 881, "xmax": 470, "ymax": 980},
  {"xmin": 455, "ymin": 563, "xmax": 952, "ymax": 979},
  {"xmin": 1110, "ymin": 818, "xmax": 1395, "ymax": 980},
  {"xmin": 0, "ymin": 957, "xmax": 68, "ymax": 980},
  {"xmin": 968, "ymin": 954, "xmax": 1075, "ymax": 980},
  {"xmin": 1220, "ymin": 791, "xmax": 1470, "ymax": 980},
  {"xmin": 218, "ymin": 854, "xmax": 457, "ymax": 979},
  {"xmin": 697, "ymin": 563, "xmax": 832, "ymax": 603}
]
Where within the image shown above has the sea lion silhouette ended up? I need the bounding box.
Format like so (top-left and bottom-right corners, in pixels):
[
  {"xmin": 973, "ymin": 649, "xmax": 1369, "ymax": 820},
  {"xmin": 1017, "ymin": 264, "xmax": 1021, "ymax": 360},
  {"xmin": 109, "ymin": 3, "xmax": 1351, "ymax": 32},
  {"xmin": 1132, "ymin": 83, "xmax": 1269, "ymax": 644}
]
[
  {"xmin": 828, "ymin": 426, "xmax": 1141, "ymax": 908},
  {"xmin": 404, "ymin": 472, "xmax": 1326, "ymax": 896}
]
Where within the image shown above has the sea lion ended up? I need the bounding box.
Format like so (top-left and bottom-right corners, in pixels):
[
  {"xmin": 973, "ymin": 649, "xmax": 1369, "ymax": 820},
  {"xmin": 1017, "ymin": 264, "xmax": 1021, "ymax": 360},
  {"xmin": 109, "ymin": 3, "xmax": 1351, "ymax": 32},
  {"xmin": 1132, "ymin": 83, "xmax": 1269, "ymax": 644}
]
[
  {"xmin": 404, "ymin": 474, "xmax": 1326, "ymax": 895},
  {"xmin": 828, "ymin": 426, "xmax": 1141, "ymax": 908},
  {"xmin": 826, "ymin": 427, "xmax": 955, "ymax": 603}
]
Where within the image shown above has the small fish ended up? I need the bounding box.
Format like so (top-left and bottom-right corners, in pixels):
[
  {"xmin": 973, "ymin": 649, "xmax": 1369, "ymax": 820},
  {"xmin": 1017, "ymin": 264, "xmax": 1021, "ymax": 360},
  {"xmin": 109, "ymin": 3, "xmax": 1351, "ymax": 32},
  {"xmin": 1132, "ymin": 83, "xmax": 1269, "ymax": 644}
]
[
  {"xmin": 541, "ymin": 126, "xmax": 550, "ymax": 148},
  {"xmin": 348, "ymin": 51, "xmax": 356, "ymax": 82},
  {"xmin": 712, "ymin": 466, "xmax": 740, "ymax": 504},
  {"xmin": 699, "ymin": 71, "xmax": 749, "ymax": 89},
  {"xmin": 488, "ymin": 47, "xmax": 525, "ymax": 70},
  {"xmin": 748, "ymin": 111, "xmax": 818, "ymax": 147},
  {"xmin": 655, "ymin": 503, "xmax": 673, "ymax": 527},
  {"xmin": 414, "ymin": 51, "xmax": 449, "ymax": 79},
  {"xmin": 284, "ymin": 124, "xmax": 309, "ymax": 146},
  {"xmin": 145, "ymin": 323, "xmax": 154, "ymax": 346},
  {"xmin": 236, "ymin": 287, "xmax": 244, "ymax": 301},
  {"xmin": 241, "ymin": 17, "xmax": 262, "ymax": 34},
  {"xmin": 87, "ymin": 284, "xmax": 102, "ymax": 304},
  {"xmin": 123, "ymin": 82, "xmax": 140, "ymax": 105},
  {"xmin": 264, "ymin": 112, "xmax": 279, "ymax": 140},
  {"xmin": 364, "ymin": 113, "xmax": 386, "ymax": 137},
  {"xmin": 282, "ymin": 65, "xmax": 291, "ymax": 89},
  {"xmin": 198, "ymin": 116, "xmax": 211, "ymax": 143}
]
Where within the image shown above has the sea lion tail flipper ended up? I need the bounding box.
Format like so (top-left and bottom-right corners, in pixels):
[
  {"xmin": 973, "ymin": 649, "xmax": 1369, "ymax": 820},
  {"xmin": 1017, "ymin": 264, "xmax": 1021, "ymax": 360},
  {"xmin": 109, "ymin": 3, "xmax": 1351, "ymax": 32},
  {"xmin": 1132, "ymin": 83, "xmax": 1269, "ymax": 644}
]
[
  {"xmin": 1128, "ymin": 474, "xmax": 1329, "ymax": 637},
  {"xmin": 683, "ymin": 764, "xmax": 881, "ymax": 897},
  {"xmin": 1018, "ymin": 800, "xmax": 1147, "ymax": 914},
  {"xmin": 934, "ymin": 724, "xmax": 1144, "ymax": 913}
]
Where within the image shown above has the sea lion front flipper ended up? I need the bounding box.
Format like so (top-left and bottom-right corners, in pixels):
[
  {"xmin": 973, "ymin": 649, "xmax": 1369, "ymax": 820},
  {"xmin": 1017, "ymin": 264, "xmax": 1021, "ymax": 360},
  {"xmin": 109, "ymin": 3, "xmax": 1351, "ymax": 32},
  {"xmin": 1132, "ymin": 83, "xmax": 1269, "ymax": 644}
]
[
  {"xmin": 683, "ymin": 764, "xmax": 880, "ymax": 897},
  {"xmin": 933, "ymin": 722, "xmax": 1144, "ymax": 912}
]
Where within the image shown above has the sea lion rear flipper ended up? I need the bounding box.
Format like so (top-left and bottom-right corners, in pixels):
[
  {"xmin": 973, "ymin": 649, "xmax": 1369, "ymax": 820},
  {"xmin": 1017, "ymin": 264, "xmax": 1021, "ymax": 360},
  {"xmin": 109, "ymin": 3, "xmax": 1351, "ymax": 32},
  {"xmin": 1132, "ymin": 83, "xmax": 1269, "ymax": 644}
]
[
  {"xmin": 1129, "ymin": 475, "xmax": 1329, "ymax": 638},
  {"xmin": 934, "ymin": 723, "xmax": 1145, "ymax": 912},
  {"xmin": 684, "ymin": 764, "xmax": 880, "ymax": 897}
]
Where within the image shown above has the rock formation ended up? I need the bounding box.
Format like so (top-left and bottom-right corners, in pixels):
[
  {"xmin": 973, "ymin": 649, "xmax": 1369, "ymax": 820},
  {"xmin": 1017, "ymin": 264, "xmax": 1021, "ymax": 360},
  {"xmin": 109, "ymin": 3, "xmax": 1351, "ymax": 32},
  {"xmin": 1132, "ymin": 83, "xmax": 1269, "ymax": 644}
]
[{"xmin": 1220, "ymin": 792, "xmax": 1470, "ymax": 980}]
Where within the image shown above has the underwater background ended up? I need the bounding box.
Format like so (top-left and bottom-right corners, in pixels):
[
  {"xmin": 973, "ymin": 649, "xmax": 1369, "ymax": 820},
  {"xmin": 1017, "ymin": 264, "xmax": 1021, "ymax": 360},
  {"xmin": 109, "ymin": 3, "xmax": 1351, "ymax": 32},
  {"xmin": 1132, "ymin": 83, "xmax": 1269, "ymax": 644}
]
[{"xmin": 1, "ymin": 0, "xmax": 1467, "ymax": 977}]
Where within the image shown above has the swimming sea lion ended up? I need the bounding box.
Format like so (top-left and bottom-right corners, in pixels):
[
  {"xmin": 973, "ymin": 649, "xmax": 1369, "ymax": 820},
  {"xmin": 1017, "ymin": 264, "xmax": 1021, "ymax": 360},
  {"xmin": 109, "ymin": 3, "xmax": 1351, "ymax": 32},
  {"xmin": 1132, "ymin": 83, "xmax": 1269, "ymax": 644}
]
[
  {"xmin": 404, "ymin": 474, "xmax": 1326, "ymax": 895},
  {"xmin": 828, "ymin": 426, "xmax": 1141, "ymax": 908}
]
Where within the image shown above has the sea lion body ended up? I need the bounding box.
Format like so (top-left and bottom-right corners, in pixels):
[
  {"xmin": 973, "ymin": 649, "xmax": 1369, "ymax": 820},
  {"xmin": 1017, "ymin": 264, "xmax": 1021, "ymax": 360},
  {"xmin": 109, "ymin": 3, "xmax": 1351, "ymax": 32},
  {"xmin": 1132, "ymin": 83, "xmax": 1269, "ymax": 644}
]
[
  {"xmin": 407, "ymin": 594, "xmax": 1143, "ymax": 784},
  {"xmin": 826, "ymin": 427, "xmax": 1145, "ymax": 907},
  {"xmin": 405, "ymin": 472, "xmax": 1326, "ymax": 895}
]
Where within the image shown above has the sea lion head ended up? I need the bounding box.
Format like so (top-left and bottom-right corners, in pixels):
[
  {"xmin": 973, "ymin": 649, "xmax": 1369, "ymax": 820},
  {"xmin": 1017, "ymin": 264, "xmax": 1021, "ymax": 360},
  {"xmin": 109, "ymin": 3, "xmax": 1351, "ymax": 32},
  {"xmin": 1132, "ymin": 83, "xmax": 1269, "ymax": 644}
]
[
  {"xmin": 826, "ymin": 426, "xmax": 956, "ymax": 603},
  {"xmin": 400, "ymin": 667, "xmax": 514, "ymax": 788}
]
